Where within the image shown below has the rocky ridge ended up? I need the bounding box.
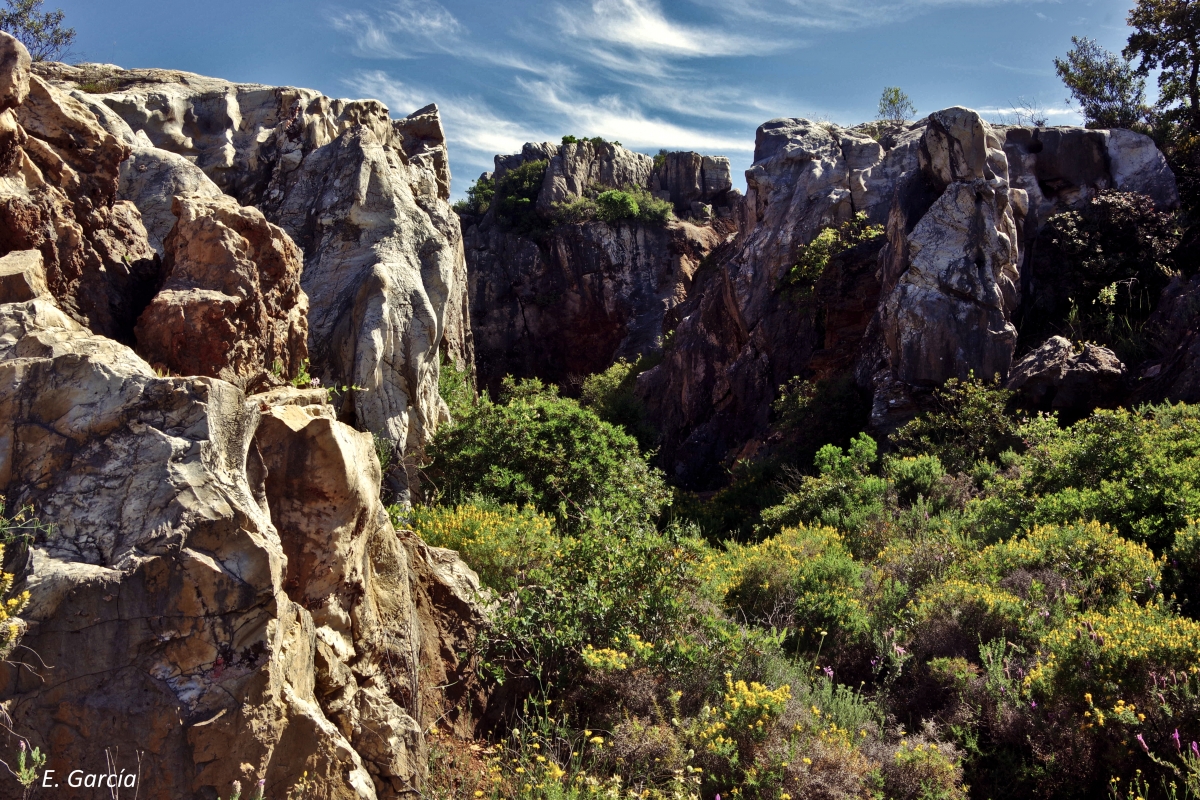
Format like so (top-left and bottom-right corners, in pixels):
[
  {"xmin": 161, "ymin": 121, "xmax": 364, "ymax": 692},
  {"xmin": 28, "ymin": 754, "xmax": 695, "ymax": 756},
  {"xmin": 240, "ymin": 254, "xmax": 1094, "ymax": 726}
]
[
  {"xmin": 626, "ymin": 111, "xmax": 1180, "ymax": 484},
  {"xmin": 34, "ymin": 60, "xmax": 474, "ymax": 498}
]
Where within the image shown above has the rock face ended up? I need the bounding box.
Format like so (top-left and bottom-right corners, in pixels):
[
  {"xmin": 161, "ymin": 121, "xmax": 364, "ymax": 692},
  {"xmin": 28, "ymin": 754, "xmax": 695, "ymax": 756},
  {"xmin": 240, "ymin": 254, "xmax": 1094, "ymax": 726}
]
[
  {"xmin": 34, "ymin": 61, "xmax": 474, "ymax": 498},
  {"xmin": 1138, "ymin": 274, "xmax": 1200, "ymax": 403},
  {"xmin": 0, "ymin": 35, "xmax": 484, "ymax": 800},
  {"xmin": 1006, "ymin": 335, "xmax": 1127, "ymax": 416},
  {"xmin": 0, "ymin": 41, "xmax": 158, "ymax": 345},
  {"xmin": 135, "ymin": 193, "xmax": 309, "ymax": 387},
  {"xmin": 463, "ymin": 141, "xmax": 733, "ymax": 393},
  {"xmin": 631, "ymin": 112, "xmax": 1178, "ymax": 484},
  {"xmin": 0, "ymin": 298, "xmax": 483, "ymax": 799}
]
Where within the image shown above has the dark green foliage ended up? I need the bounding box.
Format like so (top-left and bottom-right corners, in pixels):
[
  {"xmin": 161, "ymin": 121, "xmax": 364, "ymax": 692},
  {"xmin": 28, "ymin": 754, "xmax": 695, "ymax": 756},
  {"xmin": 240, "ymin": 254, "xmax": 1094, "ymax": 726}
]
[
  {"xmin": 784, "ymin": 212, "xmax": 884, "ymax": 294},
  {"xmin": 1055, "ymin": 36, "xmax": 1149, "ymax": 129},
  {"xmin": 969, "ymin": 403, "xmax": 1200, "ymax": 552},
  {"xmin": 1022, "ymin": 191, "xmax": 1180, "ymax": 360},
  {"xmin": 890, "ymin": 374, "xmax": 1022, "ymax": 476},
  {"xmin": 552, "ymin": 184, "xmax": 673, "ymax": 226},
  {"xmin": 579, "ymin": 358, "xmax": 657, "ymax": 451},
  {"xmin": 1125, "ymin": 0, "xmax": 1200, "ymax": 132},
  {"xmin": 0, "ymin": 0, "xmax": 72, "ymax": 62},
  {"xmin": 452, "ymin": 174, "xmax": 494, "ymax": 215},
  {"xmin": 492, "ymin": 160, "xmax": 548, "ymax": 234},
  {"xmin": 424, "ymin": 377, "xmax": 668, "ymax": 533},
  {"xmin": 561, "ymin": 135, "xmax": 615, "ymax": 148},
  {"xmin": 653, "ymin": 148, "xmax": 668, "ymax": 170},
  {"xmin": 438, "ymin": 354, "xmax": 475, "ymax": 419}
]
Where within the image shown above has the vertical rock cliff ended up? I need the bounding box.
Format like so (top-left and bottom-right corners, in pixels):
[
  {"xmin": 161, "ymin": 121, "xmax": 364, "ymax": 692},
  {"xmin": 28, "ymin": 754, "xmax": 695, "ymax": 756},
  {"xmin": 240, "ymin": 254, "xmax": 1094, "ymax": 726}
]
[{"xmin": 462, "ymin": 139, "xmax": 733, "ymax": 392}]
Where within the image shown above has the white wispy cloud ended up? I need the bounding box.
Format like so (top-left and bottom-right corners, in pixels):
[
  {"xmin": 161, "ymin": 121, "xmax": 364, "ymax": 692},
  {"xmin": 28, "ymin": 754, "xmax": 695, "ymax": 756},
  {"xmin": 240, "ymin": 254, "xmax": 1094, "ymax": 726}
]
[
  {"xmin": 555, "ymin": 0, "xmax": 771, "ymax": 58},
  {"xmin": 704, "ymin": 0, "xmax": 1054, "ymax": 32},
  {"xmin": 329, "ymin": 0, "xmax": 465, "ymax": 59}
]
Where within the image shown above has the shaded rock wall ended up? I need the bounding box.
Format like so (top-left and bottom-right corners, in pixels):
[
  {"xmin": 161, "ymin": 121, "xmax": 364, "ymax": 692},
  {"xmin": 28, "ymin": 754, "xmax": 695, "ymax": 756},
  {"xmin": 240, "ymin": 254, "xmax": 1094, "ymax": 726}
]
[{"xmin": 464, "ymin": 140, "xmax": 733, "ymax": 394}]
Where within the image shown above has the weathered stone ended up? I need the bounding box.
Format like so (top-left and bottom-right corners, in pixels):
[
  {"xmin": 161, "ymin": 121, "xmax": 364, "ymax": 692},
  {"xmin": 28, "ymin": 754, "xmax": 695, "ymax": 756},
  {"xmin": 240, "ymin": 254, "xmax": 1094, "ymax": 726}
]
[
  {"xmin": 34, "ymin": 62, "xmax": 474, "ymax": 499},
  {"xmin": 118, "ymin": 145, "xmax": 223, "ymax": 254},
  {"xmin": 0, "ymin": 248, "xmax": 46, "ymax": 301},
  {"xmin": 649, "ymin": 151, "xmax": 732, "ymax": 212},
  {"xmin": 1138, "ymin": 274, "xmax": 1200, "ymax": 403},
  {"xmin": 135, "ymin": 193, "xmax": 309, "ymax": 387},
  {"xmin": 0, "ymin": 298, "xmax": 484, "ymax": 799},
  {"xmin": 537, "ymin": 140, "xmax": 654, "ymax": 212},
  {"xmin": 1006, "ymin": 335, "xmax": 1127, "ymax": 414}
]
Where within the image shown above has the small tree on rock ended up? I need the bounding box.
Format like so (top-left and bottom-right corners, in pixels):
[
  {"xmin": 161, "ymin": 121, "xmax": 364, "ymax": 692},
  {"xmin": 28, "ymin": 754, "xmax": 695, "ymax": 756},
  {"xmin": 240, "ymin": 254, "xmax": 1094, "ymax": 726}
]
[
  {"xmin": 0, "ymin": 0, "xmax": 73, "ymax": 62},
  {"xmin": 877, "ymin": 86, "xmax": 916, "ymax": 125}
]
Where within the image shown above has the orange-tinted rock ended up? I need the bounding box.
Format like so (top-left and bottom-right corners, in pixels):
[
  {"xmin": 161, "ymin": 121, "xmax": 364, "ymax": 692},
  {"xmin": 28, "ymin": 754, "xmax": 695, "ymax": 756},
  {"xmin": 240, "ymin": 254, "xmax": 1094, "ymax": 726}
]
[{"xmin": 135, "ymin": 193, "xmax": 309, "ymax": 386}]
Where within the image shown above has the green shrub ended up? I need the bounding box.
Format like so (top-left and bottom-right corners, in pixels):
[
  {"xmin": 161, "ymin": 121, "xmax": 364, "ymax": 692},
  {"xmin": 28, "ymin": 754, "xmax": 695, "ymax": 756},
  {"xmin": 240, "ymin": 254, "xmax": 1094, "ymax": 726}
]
[
  {"xmin": 784, "ymin": 212, "xmax": 884, "ymax": 294},
  {"xmin": 438, "ymin": 354, "xmax": 474, "ymax": 419},
  {"xmin": 405, "ymin": 500, "xmax": 557, "ymax": 594},
  {"xmin": 493, "ymin": 159, "xmax": 548, "ymax": 234},
  {"xmin": 969, "ymin": 403, "xmax": 1200, "ymax": 551},
  {"xmin": 424, "ymin": 377, "xmax": 668, "ymax": 532},
  {"xmin": 579, "ymin": 358, "xmax": 656, "ymax": 450},
  {"xmin": 890, "ymin": 373, "xmax": 1022, "ymax": 476},
  {"xmin": 759, "ymin": 434, "xmax": 888, "ymax": 558},
  {"xmin": 718, "ymin": 526, "xmax": 869, "ymax": 653},
  {"xmin": 596, "ymin": 189, "xmax": 639, "ymax": 222},
  {"xmin": 452, "ymin": 173, "xmax": 494, "ymax": 215},
  {"xmin": 1167, "ymin": 519, "xmax": 1200, "ymax": 617}
]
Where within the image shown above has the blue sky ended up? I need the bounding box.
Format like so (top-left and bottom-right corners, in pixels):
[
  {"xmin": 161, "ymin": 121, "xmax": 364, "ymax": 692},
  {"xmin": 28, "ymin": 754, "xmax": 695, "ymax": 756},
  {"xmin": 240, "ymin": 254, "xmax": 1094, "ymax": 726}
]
[{"xmin": 55, "ymin": 0, "xmax": 1137, "ymax": 198}]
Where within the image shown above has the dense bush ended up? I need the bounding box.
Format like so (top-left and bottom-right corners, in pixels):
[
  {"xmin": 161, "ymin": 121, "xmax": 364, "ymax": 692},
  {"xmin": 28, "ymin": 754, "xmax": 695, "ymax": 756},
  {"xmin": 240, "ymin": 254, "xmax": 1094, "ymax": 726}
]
[
  {"xmin": 1022, "ymin": 190, "xmax": 1181, "ymax": 361},
  {"xmin": 784, "ymin": 212, "xmax": 884, "ymax": 295},
  {"xmin": 552, "ymin": 184, "xmax": 674, "ymax": 226},
  {"xmin": 492, "ymin": 159, "xmax": 548, "ymax": 234},
  {"xmin": 579, "ymin": 358, "xmax": 657, "ymax": 450},
  {"xmin": 451, "ymin": 174, "xmax": 495, "ymax": 215},
  {"xmin": 424, "ymin": 377, "xmax": 668, "ymax": 532}
]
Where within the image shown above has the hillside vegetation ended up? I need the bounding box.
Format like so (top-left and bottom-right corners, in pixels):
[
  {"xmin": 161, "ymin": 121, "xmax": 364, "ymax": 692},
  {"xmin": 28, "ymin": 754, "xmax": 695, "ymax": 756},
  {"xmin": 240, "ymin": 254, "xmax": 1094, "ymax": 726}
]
[{"xmin": 408, "ymin": 367, "xmax": 1200, "ymax": 800}]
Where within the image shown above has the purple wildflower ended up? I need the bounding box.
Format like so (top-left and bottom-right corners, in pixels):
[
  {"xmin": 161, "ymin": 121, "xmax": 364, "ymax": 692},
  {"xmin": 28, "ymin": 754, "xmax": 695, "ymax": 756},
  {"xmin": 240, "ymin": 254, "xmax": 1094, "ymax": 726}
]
[
  {"xmin": 1137, "ymin": 734, "xmax": 1149, "ymax": 753},
  {"xmin": 823, "ymin": 666, "xmax": 834, "ymax": 679},
  {"xmin": 1174, "ymin": 730, "xmax": 1182, "ymax": 751},
  {"xmin": 1030, "ymin": 700, "xmax": 1037, "ymax": 709},
  {"xmin": 1192, "ymin": 741, "xmax": 1199, "ymax": 759}
]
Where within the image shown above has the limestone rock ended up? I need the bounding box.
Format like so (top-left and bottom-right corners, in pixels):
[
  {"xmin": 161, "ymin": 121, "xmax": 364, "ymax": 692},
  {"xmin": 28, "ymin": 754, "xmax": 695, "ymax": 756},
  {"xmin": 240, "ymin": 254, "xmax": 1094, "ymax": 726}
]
[
  {"xmin": 537, "ymin": 140, "xmax": 654, "ymax": 212},
  {"xmin": 118, "ymin": 145, "xmax": 223, "ymax": 254},
  {"xmin": 0, "ymin": 298, "xmax": 484, "ymax": 799},
  {"xmin": 34, "ymin": 61, "xmax": 474, "ymax": 500},
  {"xmin": 1006, "ymin": 335, "xmax": 1127, "ymax": 414},
  {"xmin": 0, "ymin": 38, "xmax": 159, "ymax": 343},
  {"xmin": 135, "ymin": 193, "xmax": 309, "ymax": 387},
  {"xmin": 649, "ymin": 151, "xmax": 732, "ymax": 212}
]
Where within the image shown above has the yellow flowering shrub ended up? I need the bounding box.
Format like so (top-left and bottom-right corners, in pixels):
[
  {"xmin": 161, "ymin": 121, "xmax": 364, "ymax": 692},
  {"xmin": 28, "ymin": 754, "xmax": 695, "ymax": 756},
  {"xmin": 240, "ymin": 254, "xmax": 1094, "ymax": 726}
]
[
  {"xmin": 716, "ymin": 526, "xmax": 868, "ymax": 651},
  {"xmin": 884, "ymin": 740, "xmax": 967, "ymax": 800},
  {"xmin": 0, "ymin": 542, "xmax": 28, "ymax": 649},
  {"xmin": 1026, "ymin": 601, "xmax": 1200, "ymax": 704},
  {"xmin": 407, "ymin": 500, "xmax": 557, "ymax": 593}
]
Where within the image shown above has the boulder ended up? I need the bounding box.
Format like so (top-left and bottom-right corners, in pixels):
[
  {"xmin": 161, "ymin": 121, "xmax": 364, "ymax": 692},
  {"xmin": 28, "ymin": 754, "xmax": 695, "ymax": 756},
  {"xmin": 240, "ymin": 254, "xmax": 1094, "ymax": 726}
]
[
  {"xmin": 135, "ymin": 193, "xmax": 309, "ymax": 387},
  {"xmin": 0, "ymin": 248, "xmax": 46, "ymax": 302},
  {"xmin": 1006, "ymin": 335, "xmax": 1127, "ymax": 414},
  {"xmin": 537, "ymin": 140, "xmax": 654, "ymax": 212},
  {"xmin": 118, "ymin": 145, "xmax": 223, "ymax": 254},
  {"xmin": 1137, "ymin": 274, "xmax": 1200, "ymax": 403}
]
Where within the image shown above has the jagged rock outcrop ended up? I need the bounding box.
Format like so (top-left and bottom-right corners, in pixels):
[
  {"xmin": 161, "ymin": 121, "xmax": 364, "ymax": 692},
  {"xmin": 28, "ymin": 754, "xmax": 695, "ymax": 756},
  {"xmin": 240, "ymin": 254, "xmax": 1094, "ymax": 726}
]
[
  {"xmin": 1006, "ymin": 335, "xmax": 1127, "ymax": 415},
  {"xmin": 631, "ymin": 111, "xmax": 1178, "ymax": 484},
  {"xmin": 0, "ymin": 35, "xmax": 485, "ymax": 800},
  {"xmin": 135, "ymin": 193, "xmax": 309, "ymax": 387},
  {"xmin": 33, "ymin": 61, "xmax": 474, "ymax": 498},
  {"xmin": 0, "ymin": 38, "xmax": 158, "ymax": 345},
  {"xmin": 0, "ymin": 296, "xmax": 484, "ymax": 799},
  {"xmin": 464, "ymin": 140, "xmax": 733, "ymax": 392}
]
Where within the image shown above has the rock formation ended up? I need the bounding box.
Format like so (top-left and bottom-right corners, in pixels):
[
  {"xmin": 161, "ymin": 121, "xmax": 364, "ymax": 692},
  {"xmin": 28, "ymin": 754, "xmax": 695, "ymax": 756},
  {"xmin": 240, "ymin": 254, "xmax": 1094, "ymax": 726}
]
[
  {"xmin": 625, "ymin": 111, "xmax": 1178, "ymax": 483},
  {"xmin": 33, "ymin": 60, "xmax": 474, "ymax": 498},
  {"xmin": 0, "ymin": 33, "xmax": 485, "ymax": 800},
  {"xmin": 135, "ymin": 193, "xmax": 309, "ymax": 388},
  {"xmin": 462, "ymin": 140, "xmax": 732, "ymax": 392},
  {"xmin": 1006, "ymin": 335, "xmax": 1127, "ymax": 416},
  {"xmin": 1138, "ymin": 273, "xmax": 1200, "ymax": 403}
]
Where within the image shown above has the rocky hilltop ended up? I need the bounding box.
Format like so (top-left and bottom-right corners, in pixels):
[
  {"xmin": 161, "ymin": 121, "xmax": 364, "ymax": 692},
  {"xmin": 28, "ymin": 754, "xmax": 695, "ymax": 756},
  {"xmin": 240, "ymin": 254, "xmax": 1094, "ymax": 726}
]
[
  {"xmin": 462, "ymin": 139, "xmax": 735, "ymax": 391},
  {"xmin": 0, "ymin": 33, "xmax": 481, "ymax": 799},
  {"xmin": 462, "ymin": 111, "xmax": 1187, "ymax": 486}
]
